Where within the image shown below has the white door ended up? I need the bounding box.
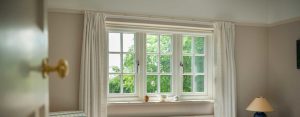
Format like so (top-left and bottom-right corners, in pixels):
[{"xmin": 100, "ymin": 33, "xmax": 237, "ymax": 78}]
[{"xmin": 0, "ymin": 0, "xmax": 49, "ymax": 117}]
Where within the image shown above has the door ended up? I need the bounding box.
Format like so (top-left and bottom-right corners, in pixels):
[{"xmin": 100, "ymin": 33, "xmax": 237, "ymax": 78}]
[{"xmin": 0, "ymin": 0, "xmax": 48, "ymax": 117}]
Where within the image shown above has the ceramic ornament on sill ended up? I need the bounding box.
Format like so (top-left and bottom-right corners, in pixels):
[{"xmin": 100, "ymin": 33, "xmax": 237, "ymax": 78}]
[
  {"xmin": 159, "ymin": 95, "xmax": 167, "ymax": 102},
  {"xmin": 144, "ymin": 95, "xmax": 149, "ymax": 102},
  {"xmin": 173, "ymin": 95, "xmax": 179, "ymax": 101}
]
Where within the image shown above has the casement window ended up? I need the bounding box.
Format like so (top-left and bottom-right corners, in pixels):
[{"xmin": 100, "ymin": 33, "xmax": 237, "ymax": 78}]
[
  {"xmin": 180, "ymin": 35, "xmax": 213, "ymax": 100},
  {"xmin": 108, "ymin": 32, "xmax": 136, "ymax": 95},
  {"xmin": 146, "ymin": 34, "xmax": 173, "ymax": 94},
  {"xmin": 182, "ymin": 35, "xmax": 205, "ymax": 93},
  {"xmin": 107, "ymin": 24, "xmax": 213, "ymax": 102}
]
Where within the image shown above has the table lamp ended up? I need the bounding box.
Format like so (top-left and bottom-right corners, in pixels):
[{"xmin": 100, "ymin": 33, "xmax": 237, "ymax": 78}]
[{"xmin": 246, "ymin": 97, "xmax": 274, "ymax": 117}]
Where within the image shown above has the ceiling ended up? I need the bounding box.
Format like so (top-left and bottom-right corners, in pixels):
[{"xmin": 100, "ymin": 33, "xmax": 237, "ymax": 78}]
[{"xmin": 47, "ymin": 0, "xmax": 300, "ymax": 25}]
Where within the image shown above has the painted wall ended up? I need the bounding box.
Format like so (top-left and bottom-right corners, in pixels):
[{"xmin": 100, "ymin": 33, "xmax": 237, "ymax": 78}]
[
  {"xmin": 48, "ymin": 13, "xmax": 83, "ymax": 112},
  {"xmin": 235, "ymin": 26, "xmax": 268, "ymax": 117},
  {"xmin": 108, "ymin": 102, "xmax": 214, "ymax": 117},
  {"xmin": 48, "ymin": 12, "xmax": 270, "ymax": 117},
  {"xmin": 268, "ymin": 20, "xmax": 300, "ymax": 117},
  {"xmin": 47, "ymin": 0, "xmax": 268, "ymax": 24}
]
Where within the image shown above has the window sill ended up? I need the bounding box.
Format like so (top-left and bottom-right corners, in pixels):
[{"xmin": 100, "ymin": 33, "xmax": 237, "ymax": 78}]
[
  {"xmin": 107, "ymin": 100, "xmax": 214, "ymax": 117},
  {"xmin": 108, "ymin": 100, "xmax": 214, "ymax": 106},
  {"xmin": 108, "ymin": 94, "xmax": 213, "ymax": 103}
]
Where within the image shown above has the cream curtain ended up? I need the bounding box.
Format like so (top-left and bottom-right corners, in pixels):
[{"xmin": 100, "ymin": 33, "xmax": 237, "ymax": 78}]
[
  {"xmin": 213, "ymin": 22, "xmax": 237, "ymax": 117},
  {"xmin": 79, "ymin": 11, "xmax": 108, "ymax": 117}
]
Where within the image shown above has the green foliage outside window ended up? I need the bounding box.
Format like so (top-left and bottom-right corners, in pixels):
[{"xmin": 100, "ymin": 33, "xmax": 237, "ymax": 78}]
[
  {"xmin": 109, "ymin": 34, "xmax": 205, "ymax": 94},
  {"xmin": 109, "ymin": 75, "xmax": 120, "ymax": 93},
  {"xmin": 146, "ymin": 35, "xmax": 172, "ymax": 93},
  {"xmin": 147, "ymin": 75, "xmax": 158, "ymax": 93},
  {"xmin": 183, "ymin": 75, "xmax": 192, "ymax": 92},
  {"xmin": 160, "ymin": 75, "xmax": 171, "ymax": 92}
]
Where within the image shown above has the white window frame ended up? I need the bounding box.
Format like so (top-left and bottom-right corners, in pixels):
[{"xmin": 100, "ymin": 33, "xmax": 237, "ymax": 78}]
[
  {"xmin": 108, "ymin": 31, "xmax": 139, "ymax": 99},
  {"xmin": 178, "ymin": 34, "xmax": 214, "ymax": 100},
  {"xmin": 144, "ymin": 33, "xmax": 174, "ymax": 96},
  {"xmin": 107, "ymin": 29, "xmax": 214, "ymax": 102}
]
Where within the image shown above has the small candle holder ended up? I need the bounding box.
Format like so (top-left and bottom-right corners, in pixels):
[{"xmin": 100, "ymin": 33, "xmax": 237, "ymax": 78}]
[{"xmin": 144, "ymin": 95, "xmax": 149, "ymax": 102}]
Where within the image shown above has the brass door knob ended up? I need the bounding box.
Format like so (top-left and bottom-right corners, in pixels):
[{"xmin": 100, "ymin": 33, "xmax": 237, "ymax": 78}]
[{"xmin": 42, "ymin": 58, "xmax": 69, "ymax": 78}]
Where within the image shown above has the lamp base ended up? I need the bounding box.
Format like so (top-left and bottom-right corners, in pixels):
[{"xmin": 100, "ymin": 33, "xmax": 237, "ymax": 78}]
[{"xmin": 254, "ymin": 112, "xmax": 267, "ymax": 117}]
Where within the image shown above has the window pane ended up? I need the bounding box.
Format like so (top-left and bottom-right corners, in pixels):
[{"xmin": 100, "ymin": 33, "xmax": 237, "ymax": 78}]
[
  {"xmin": 195, "ymin": 75, "xmax": 204, "ymax": 92},
  {"xmin": 195, "ymin": 56, "xmax": 204, "ymax": 73},
  {"xmin": 109, "ymin": 33, "xmax": 121, "ymax": 52},
  {"xmin": 147, "ymin": 75, "xmax": 158, "ymax": 93},
  {"xmin": 160, "ymin": 55, "xmax": 171, "ymax": 73},
  {"xmin": 160, "ymin": 35, "xmax": 172, "ymax": 54},
  {"xmin": 183, "ymin": 56, "xmax": 192, "ymax": 73},
  {"xmin": 109, "ymin": 74, "xmax": 120, "ymax": 93},
  {"xmin": 123, "ymin": 75, "xmax": 135, "ymax": 93},
  {"xmin": 147, "ymin": 55, "xmax": 158, "ymax": 73},
  {"xmin": 194, "ymin": 37, "xmax": 204, "ymax": 54},
  {"xmin": 183, "ymin": 36, "xmax": 192, "ymax": 53},
  {"xmin": 123, "ymin": 53, "xmax": 135, "ymax": 73},
  {"xmin": 146, "ymin": 35, "xmax": 158, "ymax": 53},
  {"xmin": 123, "ymin": 33, "xmax": 135, "ymax": 52},
  {"xmin": 109, "ymin": 54, "xmax": 121, "ymax": 73},
  {"xmin": 183, "ymin": 75, "xmax": 192, "ymax": 92},
  {"xmin": 160, "ymin": 75, "xmax": 171, "ymax": 93}
]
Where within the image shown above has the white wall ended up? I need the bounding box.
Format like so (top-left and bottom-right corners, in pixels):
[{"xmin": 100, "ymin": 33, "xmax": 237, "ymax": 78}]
[
  {"xmin": 267, "ymin": 0, "xmax": 300, "ymax": 23},
  {"xmin": 47, "ymin": 0, "xmax": 268, "ymax": 24}
]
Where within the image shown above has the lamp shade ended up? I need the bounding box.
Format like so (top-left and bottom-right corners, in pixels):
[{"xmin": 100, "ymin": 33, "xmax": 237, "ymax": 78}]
[{"xmin": 246, "ymin": 97, "xmax": 274, "ymax": 112}]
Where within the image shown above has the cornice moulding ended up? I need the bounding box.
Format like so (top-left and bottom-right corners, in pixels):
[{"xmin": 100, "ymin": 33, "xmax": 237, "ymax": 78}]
[{"xmin": 48, "ymin": 8, "xmax": 300, "ymax": 28}]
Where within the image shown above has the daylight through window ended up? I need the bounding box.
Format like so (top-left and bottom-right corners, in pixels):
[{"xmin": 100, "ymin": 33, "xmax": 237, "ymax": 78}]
[{"xmin": 108, "ymin": 30, "xmax": 213, "ymax": 101}]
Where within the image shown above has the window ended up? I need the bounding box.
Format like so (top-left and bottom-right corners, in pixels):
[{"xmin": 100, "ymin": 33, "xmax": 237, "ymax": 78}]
[
  {"xmin": 108, "ymin": 32, "xmax": 136, "ymax": 95},
  {"xmin": 108, "ymin": 30, "xmax": 213, "ymax": 101},
  {"xmin": 146, "ymin": 34, "xmax": 172, "ymax": 94},
  {"xmin": 182, "ymin": 36, "xmax": 205, "ymax": 93}
]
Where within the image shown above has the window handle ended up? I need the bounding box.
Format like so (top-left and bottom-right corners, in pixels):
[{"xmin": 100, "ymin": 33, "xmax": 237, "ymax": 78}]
[
  {"xmin": 180, "ymin": 62, "xmax": 183, "ymax": 67},
  {"xmin": 136, "ymin": 60, "xmax": 140, "ymax": 73},
  {"xmin": 180, "ymin": 62, "xmax": 184, "ymax": 73}
]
